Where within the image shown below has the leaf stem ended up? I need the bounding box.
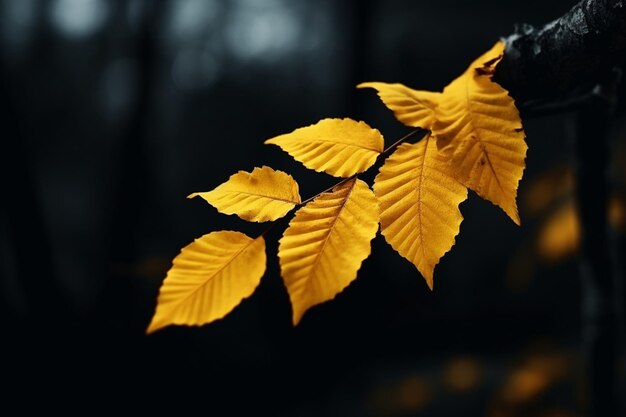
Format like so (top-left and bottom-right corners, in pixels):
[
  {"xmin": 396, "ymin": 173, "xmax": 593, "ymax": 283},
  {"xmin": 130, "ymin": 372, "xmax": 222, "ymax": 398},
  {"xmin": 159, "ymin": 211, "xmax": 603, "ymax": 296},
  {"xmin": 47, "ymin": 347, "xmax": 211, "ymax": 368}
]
[
  {"xmin": 259, "ymin": 221, "xmax": 279, "ymax": 238},
  {"xmin": 380, "ymin": 128, "xmax": 426, "ymax": 158},
  {"xmin": 259, "ymin": 211, "xmax": 294, "ymax": 238},
  {"xmin": 258, "ymin": 176, "xmax": 355, "ymax": 239},
  {"xmin": 299, "ymin": 176, "xmax": 355, "ymax": 206},
  {"xmin": 296, "ymin": 128, "xmax": 426, "ymax": 208}
]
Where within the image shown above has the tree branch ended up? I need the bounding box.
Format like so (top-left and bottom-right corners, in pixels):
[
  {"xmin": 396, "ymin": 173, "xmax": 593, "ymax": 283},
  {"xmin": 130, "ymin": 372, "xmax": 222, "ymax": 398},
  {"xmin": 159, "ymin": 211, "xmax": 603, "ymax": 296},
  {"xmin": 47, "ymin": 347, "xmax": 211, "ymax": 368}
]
[{"xmin": 493, "ymin": 0, "xmax": 626, "ymax": 107}]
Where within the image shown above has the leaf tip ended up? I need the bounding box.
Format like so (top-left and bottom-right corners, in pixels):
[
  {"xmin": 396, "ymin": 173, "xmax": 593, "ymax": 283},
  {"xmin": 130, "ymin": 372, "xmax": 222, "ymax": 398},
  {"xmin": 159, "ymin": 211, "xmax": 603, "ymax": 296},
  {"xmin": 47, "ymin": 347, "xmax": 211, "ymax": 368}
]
[
  {"xmin": 145, "ymin": 318, "xmax": 164, "ymax": 335},
  {"xmin": 423, "ymin": 271, "xmax": 434, "ymax": 290},
  {"xmin": 507, "ymin": 205, "xmax": 522, "ymax": 226},
  {"xmin": 292, "ymin": 309, "xmax": 304, "ymax": 326},
  {"xmin": 187, "ymin": 192, "xmax": 200, "ymax": 199}
]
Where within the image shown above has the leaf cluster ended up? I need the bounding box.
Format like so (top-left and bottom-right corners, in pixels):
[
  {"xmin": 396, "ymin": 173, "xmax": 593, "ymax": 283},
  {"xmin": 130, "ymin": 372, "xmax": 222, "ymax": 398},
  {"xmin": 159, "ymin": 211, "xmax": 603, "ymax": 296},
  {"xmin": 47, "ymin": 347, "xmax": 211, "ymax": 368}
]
[{"xmin": 147, "ymin": 41, "xmax": 528, "ymax": 333}]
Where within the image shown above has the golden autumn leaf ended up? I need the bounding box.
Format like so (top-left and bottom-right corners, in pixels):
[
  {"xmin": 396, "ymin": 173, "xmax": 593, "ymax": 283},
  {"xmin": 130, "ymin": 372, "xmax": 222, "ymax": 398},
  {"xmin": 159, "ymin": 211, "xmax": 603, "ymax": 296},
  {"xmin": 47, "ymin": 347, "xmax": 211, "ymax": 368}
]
[
  {"xmin": 357, "ymin": 82, "xmax": 440, "ymax": 129},
  {"xmin": 188, "ymin": 166, "xmax": 301, "ymax": 222},
  {"xmin": 434, "ymin": 41, "xmax": 527, "ymax": 225},
  {"xmin": 278, "ymin": 178, "xmax": 379, "ymax": 324},
  {"xmin": 147, "ymin": 231, "xmax": 266, "ymax": 334},
  {"xmin": 374, "ymin": 135, "xmax": 467, "ymax": 288},
  {"xmin": 265, "ymin": 118, "xmax": 384, "ymax": 177}
]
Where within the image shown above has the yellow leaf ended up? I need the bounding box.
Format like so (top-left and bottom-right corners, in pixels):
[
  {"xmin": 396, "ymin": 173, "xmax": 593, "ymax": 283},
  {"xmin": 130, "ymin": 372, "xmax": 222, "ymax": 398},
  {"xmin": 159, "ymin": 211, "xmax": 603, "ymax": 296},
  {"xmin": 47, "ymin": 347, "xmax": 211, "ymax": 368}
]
[
  {"xmin": 434, "ymin": 41, "xmax": 527, "ymax": 225},
  {"xmin": 278, "ymin": 178, "xmax": 379, "ymax": 324},
  {"xmin": 357, "ymin": 82, "xmax": 440, "ymax": 129},
  {"xmin": 374, "ymin": 135, "xmax": 467, "ymax": 288},
  {"xmin": 147, "ymin": 231, "xmax": 266, "ymax": 333},
  {"xmin": 265, "ymin": 118, "xmax": 384, "ymax": 178},
  {"xmin": 188, "ymin": 166, "xmax": 301, "ymax": 222}
]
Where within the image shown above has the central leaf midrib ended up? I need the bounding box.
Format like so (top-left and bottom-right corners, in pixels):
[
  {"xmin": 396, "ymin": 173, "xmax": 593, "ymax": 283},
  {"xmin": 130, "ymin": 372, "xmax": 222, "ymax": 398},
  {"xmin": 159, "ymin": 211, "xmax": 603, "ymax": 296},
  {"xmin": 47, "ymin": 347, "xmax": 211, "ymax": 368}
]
[
  {"xmin": 301, "ymin": 138, "xmax": 381, "ymax": 153},
  {"xmin": 171, "ymin": 237, "xmax": 260, "ymax": 313},
  {"xmin": 223, "ymin": 189, "xmax": 299, "ymax": 204},
  {"xmin": 304, "ymin": 179, "xmax": 356, "ymax": 292},
  {"xmin": 415, "ymin": 139, "xmax": 428, "ymax": 265}
]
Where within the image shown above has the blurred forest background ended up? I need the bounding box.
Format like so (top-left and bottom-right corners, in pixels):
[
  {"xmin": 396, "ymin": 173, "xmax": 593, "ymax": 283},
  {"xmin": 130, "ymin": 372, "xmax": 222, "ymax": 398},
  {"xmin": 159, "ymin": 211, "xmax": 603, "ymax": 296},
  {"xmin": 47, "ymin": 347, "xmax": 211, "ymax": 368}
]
[{"xmin": 1, "ymin": 0, "xmax": 624, "ymax": 415}]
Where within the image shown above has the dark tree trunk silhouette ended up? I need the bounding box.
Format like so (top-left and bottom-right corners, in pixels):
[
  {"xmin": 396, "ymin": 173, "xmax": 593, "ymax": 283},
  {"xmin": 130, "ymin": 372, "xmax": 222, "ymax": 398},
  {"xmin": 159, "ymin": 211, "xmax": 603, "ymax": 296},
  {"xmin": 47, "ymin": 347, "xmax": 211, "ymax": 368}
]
[
  {"xmin": 108, "ymin": 1, "xmax": 163, "ymax": 266},
  {"xmin": 575, "ymin": 88, "xmax": 620, "ymax": 417},
  {"xmin": 0, "ymin": 3, "xmax": 65, "ymax": 327},
  {"xmin": 495, "ymin": 1, "xmax": 625, "ymax": 415}
]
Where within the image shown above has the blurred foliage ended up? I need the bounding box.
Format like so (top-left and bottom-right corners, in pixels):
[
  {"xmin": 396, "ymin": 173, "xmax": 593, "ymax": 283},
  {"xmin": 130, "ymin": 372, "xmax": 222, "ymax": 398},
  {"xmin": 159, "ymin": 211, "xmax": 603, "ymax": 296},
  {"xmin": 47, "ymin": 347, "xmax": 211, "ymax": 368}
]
[{"xmin": 506, "ymin": 130, "xmax": 626, "ymax": 293}]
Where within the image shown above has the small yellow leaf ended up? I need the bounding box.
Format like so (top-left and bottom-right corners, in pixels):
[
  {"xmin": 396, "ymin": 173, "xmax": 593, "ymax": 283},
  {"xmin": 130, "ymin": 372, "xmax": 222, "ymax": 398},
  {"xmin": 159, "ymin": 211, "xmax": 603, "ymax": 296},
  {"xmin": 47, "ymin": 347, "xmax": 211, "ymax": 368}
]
[
  {"xmin": 265, "ymin": 118, "xmax": 384, "ymax": 177},
  {"xmin": 278, "ymin": 178, "xmax": 379, "ymax": 324},
  {"xmin": 374, "ymin": 135, "xmax": 468, "ymax": 288},
  {"xmin": 357, "ymin": 82, "xmax": 440, "ymax": 129},
  {"xmin": 434, "ymin": 41, "xmax": 527, "ymax": 225},
  {"xmin": 189, "ymin": 166, "xmax": 301, "ymax": 222},
  {"xmin": 147, "ymin": 231, "xmax": 266, "ymax": 333}
]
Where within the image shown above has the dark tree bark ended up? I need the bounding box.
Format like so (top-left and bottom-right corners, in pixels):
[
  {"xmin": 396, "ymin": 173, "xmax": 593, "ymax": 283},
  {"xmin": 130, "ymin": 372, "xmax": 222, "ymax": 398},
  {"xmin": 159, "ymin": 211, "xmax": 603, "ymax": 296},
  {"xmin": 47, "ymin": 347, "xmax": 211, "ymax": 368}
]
[
  {"xmin": 494, "ymin": 1, "xmax": 625, "ymax": 416},
  {"xmin": 494, "ymin": 0, "xmax": 626, "ymax": 107}
]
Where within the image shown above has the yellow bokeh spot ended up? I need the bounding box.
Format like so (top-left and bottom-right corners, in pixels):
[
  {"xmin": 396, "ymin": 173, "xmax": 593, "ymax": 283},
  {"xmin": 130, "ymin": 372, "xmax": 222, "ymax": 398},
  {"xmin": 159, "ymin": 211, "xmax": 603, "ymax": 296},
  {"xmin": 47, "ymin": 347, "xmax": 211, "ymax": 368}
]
[{"xmin": 443, "ymin": 357, "xmax": 482, "ymax": 392}]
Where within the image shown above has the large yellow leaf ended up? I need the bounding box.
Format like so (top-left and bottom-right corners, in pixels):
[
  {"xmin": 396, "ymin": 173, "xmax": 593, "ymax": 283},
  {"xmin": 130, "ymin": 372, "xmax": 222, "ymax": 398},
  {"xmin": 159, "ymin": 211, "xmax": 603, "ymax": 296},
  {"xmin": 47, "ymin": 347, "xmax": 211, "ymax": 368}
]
[
  {"xmin": 357, "ymin": 82, "xmax": 440, "ymax": 129},
  {"xmin": 189, "ymin": 166, "xmax": 301, "ymax": 222},
  {"xmin": 278, "ymin": 178, "xmax": 379, "ymax": 324},
  {"xmin": 374, "ymin": 135, "xmax": 467, "ymax": 288},
  {"xmin": 265, "ymin": 118, "xmax": 384, "ymax": 178},
  {"xmin": 147, "ymin": 231, "xmax": 266, "ymax": 333},
  {"xmin": 434, "ymin": 41, "xmax": 527, "ymax": 225}
]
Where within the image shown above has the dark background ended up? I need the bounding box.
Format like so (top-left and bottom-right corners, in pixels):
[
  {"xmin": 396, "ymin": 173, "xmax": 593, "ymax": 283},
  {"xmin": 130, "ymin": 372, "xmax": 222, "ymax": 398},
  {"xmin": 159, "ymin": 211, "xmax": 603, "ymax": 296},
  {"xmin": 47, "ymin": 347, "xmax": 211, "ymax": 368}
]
[{"xmin": 1, "ymin": 0, "xmax": 624, "ymax": 415}]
